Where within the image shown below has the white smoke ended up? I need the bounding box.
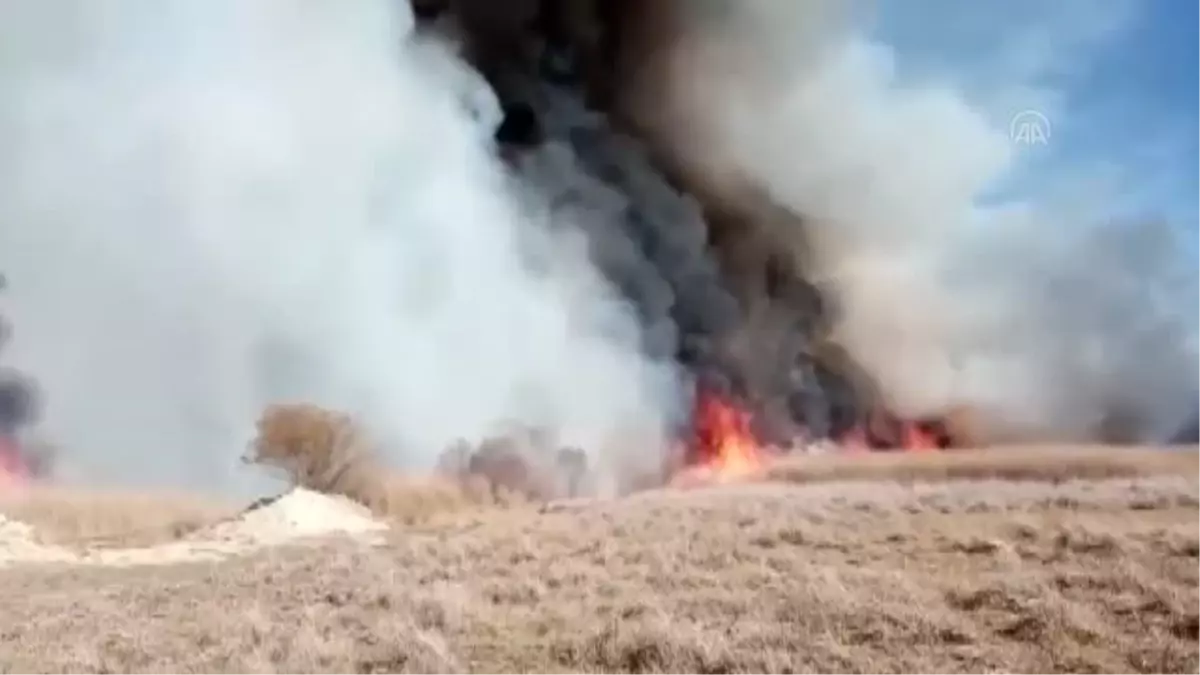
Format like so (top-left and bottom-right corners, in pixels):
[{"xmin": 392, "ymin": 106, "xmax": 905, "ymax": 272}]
[
  {"xmin": 646, "ymin": 0, "xmax": 1198, "ymax": 442},
  {"xmin": 0, "ymin": 0, "xmax": 679, "ymax": 494}
]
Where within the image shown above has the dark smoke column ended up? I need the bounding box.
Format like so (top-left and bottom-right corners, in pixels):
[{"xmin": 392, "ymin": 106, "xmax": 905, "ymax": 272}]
[
  {"xmin": 414, "ymin": 0, "xmax": 863, "ymax": 449},
  {"xmin": 0, "ymin": 276, "xmax": 46, "ymax": 479}
]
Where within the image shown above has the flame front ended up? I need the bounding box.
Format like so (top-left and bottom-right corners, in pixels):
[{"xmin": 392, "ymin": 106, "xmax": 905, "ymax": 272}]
[
  {"xmin": 900, "ymin": 421, "xmax": 940, "ymax": 452},
  {"xmin": 692, "ymin": 389, "xmax": 763, "ymax": 481},
  {"xmin": 839, "ymin": 410, "xmax": 949, "ymax": 453},
  {"xmin": 0, "ymin": 437, "xmax": 30, "ymax": 488}
]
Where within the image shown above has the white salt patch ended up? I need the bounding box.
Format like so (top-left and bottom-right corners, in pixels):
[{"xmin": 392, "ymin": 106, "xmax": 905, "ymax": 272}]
[
  {"xmin": 204, "ymin": 487, "xmax": 388, "ymax": 546},
  {"xmin": 93, "ymin": 488, "xmax": 389, "ymax": 565}
]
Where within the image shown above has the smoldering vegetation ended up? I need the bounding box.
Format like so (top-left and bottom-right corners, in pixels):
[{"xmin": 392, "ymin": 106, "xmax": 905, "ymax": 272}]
[{"xmin": 240, "ymin": 402, "xmax": 1195, "ymax": 531}]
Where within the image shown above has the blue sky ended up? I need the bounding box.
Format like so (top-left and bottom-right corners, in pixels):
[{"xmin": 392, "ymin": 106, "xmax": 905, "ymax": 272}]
[{"xmin": 872, "ymin": 0, "xmax": 1197, "ymax": 239}]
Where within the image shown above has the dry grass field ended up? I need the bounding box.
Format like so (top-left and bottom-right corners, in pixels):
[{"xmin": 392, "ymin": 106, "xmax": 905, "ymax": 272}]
[{"xmin": 0, "ymin": 445, "xmax": 1194, "ymax": 673}]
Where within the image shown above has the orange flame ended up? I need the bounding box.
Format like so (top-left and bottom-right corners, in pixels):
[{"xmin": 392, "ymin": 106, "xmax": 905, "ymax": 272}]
[
  {"xmin": 691, "ymin": 389, "xmax": 763, "ymax": 481},
  {"xmin": 0, "ymin": 438, "xmax": 30, "ymax": 488},
  {"xmin": 900, "ymin": 421, "xmax": 940, "ymax": 452},
  {"xmin": 840, "ymin": 412, "xmax": 948, "ymax": 453}
]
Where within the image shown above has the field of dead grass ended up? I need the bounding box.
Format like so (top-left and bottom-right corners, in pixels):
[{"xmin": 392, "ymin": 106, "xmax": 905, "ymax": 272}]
[
  {"xmin": 766, "ymin": 444, "xmax": 1198, "ymax": 485},
  {"xmin": 0, "ymin": 486, "xmax": 238, "ymax": 549},
  {"xmin": 0, "ymin": 445, "xmax": 1195, "ymax": 673}
]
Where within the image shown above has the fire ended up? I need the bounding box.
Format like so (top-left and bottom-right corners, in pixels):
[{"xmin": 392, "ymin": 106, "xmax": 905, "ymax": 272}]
[
  {"xmin": 0, "ymin": 437, "xmax": 30, "ymax": 487},
  {"xmin": 839, "ymin": 409, "xmax": 950, "ymax": 453},
  {"xmin": 900, "ymin": 421, "xmax": 940, "ymax": 452},
  {"xmin": 688, "ymin": 388, "xmax": 764, "ymax": 481},
  {"xmin": 673, "ymin": 388, "xmax": 955, "ymax": 489}
]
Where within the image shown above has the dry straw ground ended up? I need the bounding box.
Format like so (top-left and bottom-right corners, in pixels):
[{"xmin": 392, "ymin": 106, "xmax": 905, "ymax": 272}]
[{"xmin": 0, "ymin": 405, "xmax": 1194, "ymax": 673}]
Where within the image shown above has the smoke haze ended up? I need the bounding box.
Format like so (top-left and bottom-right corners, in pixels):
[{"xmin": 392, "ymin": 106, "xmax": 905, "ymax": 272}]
[
  {"xmin": 0, "ymin": 0, "xmax": 679, "ymax": 494},
  {"xmin": 0, "ymin": 0, "xmax": 1192, "ymax": 496},
  {"xmin": 636, "ymin": 0, "xmax": 1198, "ymax": 444}
]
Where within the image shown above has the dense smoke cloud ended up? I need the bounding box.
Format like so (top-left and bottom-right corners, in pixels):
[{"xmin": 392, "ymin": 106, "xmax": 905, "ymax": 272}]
[
  {"xmin": 635, "ymin": 0, "xmax": 1198, "ymax": 443},
  {"xmin": 0, "ymin": 0, "xmax": 680, "ymax": 493},
  {"xmin": 0, "ymin": 0, "xmax": 1192, "ymax": 500}
]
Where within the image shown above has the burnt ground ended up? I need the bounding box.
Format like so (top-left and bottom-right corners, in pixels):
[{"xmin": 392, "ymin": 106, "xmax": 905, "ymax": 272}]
[{"xmin": 0, "ymin": 446, "xmax": 1195, "ymax": 674}]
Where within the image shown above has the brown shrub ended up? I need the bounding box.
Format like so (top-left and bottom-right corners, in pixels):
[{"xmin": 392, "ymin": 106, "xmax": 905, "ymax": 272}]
[
  {"xmin": 245, "ymin": 403, "xmax": 376, "ymax": 495},
  {"xmin": 245, "ymin": 403, "xmax": 470, "ymax": 522}
]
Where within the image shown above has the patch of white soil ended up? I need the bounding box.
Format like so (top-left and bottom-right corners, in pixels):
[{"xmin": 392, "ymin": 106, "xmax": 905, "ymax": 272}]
[
  {"xmin": 0, "ymin": 515, "xmax": 76, "ymax": 565},
  {"xmin": 205, "ymin": 487, "xmax": 387, "ymax": 547},
  {"xmin": 1, "ymin": 488, "xmax": 388, "ymax": 568}
]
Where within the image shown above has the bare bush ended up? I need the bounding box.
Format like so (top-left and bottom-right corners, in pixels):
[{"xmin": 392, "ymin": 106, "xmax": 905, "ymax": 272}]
[
  {"xmin": 246, "ymin": 404, "xmax": 380, "ymax": 497},
  {"xmin": 244, "ymin": 404, "xmax": 469, "ymax": 522}
]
